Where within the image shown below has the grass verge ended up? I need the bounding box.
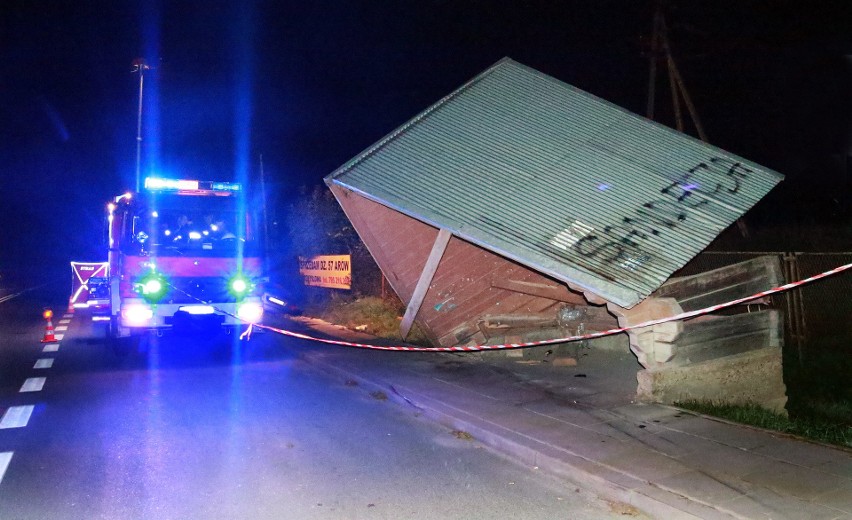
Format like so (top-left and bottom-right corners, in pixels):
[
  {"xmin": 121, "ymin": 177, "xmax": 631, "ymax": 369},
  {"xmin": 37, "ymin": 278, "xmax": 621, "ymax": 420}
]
[
  {"xmin": 317, "ymin": 295, "xmax": 430, "ymax": 346},
  {"xmin": 679, "ymin": 341, "xmax": 852, "ymax": 450},
  {"xmin": 675, "ymin": 399, "xmax": 852, "ymax": 449}
]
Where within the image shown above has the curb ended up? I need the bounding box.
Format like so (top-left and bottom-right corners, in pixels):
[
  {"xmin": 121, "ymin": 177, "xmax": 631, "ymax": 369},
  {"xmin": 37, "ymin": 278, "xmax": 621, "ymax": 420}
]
[{"xmin": 309, "ymin": 353, "xmax": 738, "ymax": 520}]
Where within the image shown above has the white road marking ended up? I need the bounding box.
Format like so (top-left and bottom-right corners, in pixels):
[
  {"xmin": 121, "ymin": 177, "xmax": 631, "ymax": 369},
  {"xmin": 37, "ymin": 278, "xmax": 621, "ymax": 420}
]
[
  {"xmin": 58, "ymin": 319, "xmax": 71, "ymax": 325},
  {"xmin": 0, "ymin": 452, "xmax": 12, "ymax": 485},
  {"xmin": 20, "ymin": 378, "xmax": 46, "ymax": 393},
  {"xmin": 34, "ymin": 358, "xmax": 54, "ymax": 369},
  {"xmin": 55, "ymin": 326, "xmax": 68, "ymax": 331},
  {"xmin": 62, "ymin": 314, "xmax": 73, "ymax": 319},
  {"xmin": 54, "ymin": 333, "xmax": 64, "ymax": 340},
  {"xmin": 42, "ymin": 343, "xmax": 60, "ymax": 353},
  {"xmin": 0, "ymin": 406, "xmax": 34, "ymax": 429}
]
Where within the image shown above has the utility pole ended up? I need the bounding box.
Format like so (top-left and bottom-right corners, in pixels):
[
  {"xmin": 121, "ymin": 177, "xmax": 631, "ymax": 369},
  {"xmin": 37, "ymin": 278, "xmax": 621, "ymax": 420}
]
[
  {"xmin": 645, "ymin": 3, "xmax": 707, "ymax": 140},
  {"xmin": 645, "ymin": 3, "xmax": 749, "ymax": 237},
  {"xmin": 131, "ymin": 58, "xmax": 151, "ymax": 193}
]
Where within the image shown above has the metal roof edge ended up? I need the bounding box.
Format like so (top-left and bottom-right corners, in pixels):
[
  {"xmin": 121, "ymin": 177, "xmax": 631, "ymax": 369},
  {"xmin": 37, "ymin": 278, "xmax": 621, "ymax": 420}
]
[
  {"xmin": 328, "ymin": 180, "xmax": 452, "ymax": 232},
  {"xmin": 324, "ymin": 57, "xmax": 520, "ymax": 184},
  {"xmin": 324, "ymin": 57, "xmax": 784, "ymax": 187}
]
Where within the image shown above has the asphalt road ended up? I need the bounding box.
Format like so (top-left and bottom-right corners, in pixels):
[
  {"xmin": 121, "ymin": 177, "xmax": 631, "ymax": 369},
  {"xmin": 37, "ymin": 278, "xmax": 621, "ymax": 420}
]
[{"xmin": 0, "ymin": 284, "xmax": 631, "ymax": 520}]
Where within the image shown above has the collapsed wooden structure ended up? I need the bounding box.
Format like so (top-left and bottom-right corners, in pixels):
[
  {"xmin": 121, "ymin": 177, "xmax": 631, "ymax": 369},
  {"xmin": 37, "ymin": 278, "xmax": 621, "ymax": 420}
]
[{"xmin": 325, "ymin": 59, "xmax": 787, "ymax": 410}]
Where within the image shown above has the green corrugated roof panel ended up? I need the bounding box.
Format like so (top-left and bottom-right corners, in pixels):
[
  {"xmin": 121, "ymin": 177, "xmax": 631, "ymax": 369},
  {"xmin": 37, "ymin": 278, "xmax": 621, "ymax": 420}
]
[{"xmin": 325, "ymin": 58, "xmax": 783, "ymax": 308}]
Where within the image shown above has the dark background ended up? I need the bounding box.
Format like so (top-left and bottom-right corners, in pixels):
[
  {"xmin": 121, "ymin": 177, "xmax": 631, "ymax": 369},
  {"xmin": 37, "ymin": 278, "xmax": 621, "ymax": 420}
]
[{"xmin": 2, "ymin": 1, "xmax": 851, "ymax": 283}]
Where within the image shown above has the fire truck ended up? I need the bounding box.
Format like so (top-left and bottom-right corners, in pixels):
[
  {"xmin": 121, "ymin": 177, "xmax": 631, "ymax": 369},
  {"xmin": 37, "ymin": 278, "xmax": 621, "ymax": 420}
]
[{"xmin": 106, "ymin": 176, "xmax": 264, "ymax": 346}]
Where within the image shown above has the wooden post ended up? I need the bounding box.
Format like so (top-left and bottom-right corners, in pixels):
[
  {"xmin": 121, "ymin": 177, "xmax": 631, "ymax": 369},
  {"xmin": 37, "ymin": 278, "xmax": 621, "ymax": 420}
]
[{"xmin": 400, "ymin": 228, "xmax": 452, "ymax": 339}]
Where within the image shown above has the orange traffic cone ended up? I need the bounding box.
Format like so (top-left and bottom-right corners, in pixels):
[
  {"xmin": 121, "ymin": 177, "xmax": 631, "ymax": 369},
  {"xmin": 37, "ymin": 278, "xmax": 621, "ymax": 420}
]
[{"xmin": 41, "ymin": 309, "xmax": 57, "ymax": 343}]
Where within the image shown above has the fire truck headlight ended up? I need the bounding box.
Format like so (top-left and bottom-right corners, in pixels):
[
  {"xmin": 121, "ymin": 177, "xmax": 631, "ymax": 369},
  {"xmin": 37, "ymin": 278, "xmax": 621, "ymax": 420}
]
[
  {"xmin": 144, "ymin": 279, "xmax": 162, "ymax": 295},
  {"xmin": 122, "ymin": 303, "xmax": 153, "ymax": 326},
  {"xmin": 137, "ymin": 273, "xmax": 168, "ymax": 303},
  {"xmin": 231, "ymin": 278, "xmax": 247, "ymax": 294},
  {"xmin": 237, "ymin": 301, "xmax": 263, "ymax": 323},
  {"xmin": 228, "ymin": 275, "xmax": 251, "ymax": 298}
]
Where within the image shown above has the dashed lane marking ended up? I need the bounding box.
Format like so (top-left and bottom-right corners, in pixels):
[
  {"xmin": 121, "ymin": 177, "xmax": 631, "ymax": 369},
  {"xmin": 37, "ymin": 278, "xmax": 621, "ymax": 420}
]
[
  {"xmin": 34, "ymin": 358, "xmax": 54, "ymax": 369},
  {"xmin": 55, "ymin": 326, "xmax": 68, "ymax": 331},
  {"xmin": 58, "ymin": 319, "xmax": 71, "ymax": 325},
  {"xmin": 54, "ymin": 333, "xmax": 64, "ymax": 340},
  {"xmin": 20, "ymin": 378, "xmax": 46, "ymax": 393},
  {"xmin": 42, "ymin": 343, "xmax": 59, "ymax": 353},
  {"xmin": 0, "ymin": 452, "xmax": 12, "ymax": 485},
  {"xmin": 62, "ymin": 314, "xmax": 73, "ymax": 319},
  {"xmin": 0, "ymin": 406, "xmax": 34, "ymax": 429}
]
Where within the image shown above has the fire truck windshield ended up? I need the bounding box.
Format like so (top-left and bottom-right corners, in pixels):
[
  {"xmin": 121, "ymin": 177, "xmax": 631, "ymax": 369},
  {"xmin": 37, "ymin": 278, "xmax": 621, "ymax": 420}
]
[{"xmin": 123, "ymin": 195, "xmax": 260, "ymax": 257}]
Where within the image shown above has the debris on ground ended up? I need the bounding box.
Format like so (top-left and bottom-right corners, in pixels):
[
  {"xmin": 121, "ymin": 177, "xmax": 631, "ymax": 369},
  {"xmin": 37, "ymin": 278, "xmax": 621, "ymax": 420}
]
[{"xmin": 452, "ymin": 430, "xmax": 474, "ymax": 441}]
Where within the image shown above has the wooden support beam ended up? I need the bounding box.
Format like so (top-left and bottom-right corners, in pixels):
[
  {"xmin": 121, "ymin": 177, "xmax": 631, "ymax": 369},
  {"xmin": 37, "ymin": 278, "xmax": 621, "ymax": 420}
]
[
  {"xmin": 490, "ymin": 278, "xmax": 586, "ymax": 304},
  {"xmin": 479, "ymin": 313, "xmax": 558, "ymax": 330},
  {"xmin": 400, "ymin": 228, "xmax": 452, "ymax": 339}
]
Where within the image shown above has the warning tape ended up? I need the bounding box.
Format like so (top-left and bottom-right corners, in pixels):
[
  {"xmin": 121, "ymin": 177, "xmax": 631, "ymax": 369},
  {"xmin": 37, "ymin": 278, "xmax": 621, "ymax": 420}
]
[{"xmin": 244, "ymin": 261, "xmax": 852, "ymax": 353}]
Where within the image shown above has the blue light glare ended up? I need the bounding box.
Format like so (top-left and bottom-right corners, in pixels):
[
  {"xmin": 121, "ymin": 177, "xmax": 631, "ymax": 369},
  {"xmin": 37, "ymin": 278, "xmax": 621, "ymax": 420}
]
[
  {"xmin": 141, "ymin": 3, "xmax": 161, "ymax": 179},
  {"xmin": 230, "ymin": 1, "xmax": 257, "ymax": 276},
  {"xmin": 41, "ymin": 100, "xmax": 70, "ymax": 142},
  {"xmin": 597, "ymin": 183, "xmax": 611, "ymax": 191}
]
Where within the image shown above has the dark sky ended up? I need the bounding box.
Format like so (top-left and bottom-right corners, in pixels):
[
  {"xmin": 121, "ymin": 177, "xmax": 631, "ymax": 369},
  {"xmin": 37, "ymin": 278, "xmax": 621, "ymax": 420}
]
[{"xmin": 2, "ymin": 1, "xmax": 851, "ymax": 275}]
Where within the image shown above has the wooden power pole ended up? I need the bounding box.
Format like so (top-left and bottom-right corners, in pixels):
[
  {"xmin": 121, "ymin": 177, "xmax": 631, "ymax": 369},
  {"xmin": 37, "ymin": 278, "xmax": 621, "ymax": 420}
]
[{"xmin": 645, "ymin": 3, "xmax": 750, "ymax": 237}]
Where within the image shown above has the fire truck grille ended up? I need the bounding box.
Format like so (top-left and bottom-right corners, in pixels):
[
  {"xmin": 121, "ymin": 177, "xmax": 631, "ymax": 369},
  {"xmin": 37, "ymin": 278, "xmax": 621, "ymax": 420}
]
[{"xmin": 162, "ymin": 277, "xmax": 238, "ymax": 304}]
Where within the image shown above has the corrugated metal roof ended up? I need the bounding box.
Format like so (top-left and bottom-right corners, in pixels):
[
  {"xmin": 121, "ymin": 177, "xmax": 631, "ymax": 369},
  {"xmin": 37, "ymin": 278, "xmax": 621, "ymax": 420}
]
[{"xmin": 325, "ymin": 57, "xmax": 784, "ymax": 308}]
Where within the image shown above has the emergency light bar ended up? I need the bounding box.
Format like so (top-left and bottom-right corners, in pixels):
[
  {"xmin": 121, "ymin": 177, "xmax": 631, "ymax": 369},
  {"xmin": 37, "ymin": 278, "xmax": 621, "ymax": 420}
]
[
  {"xmin": 144, "ymin": 177, "xmax": 242, "ymax": 195},
  {"xmin": 145, "ymin": 178, "xmax": 198, "ymax": 191}
]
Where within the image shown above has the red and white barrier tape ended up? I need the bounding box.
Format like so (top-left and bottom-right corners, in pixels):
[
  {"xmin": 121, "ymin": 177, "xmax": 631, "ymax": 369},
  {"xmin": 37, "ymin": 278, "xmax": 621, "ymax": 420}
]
[{"xmin": 246, "ymin": 261, "xmax": 852, "ymax": 352}]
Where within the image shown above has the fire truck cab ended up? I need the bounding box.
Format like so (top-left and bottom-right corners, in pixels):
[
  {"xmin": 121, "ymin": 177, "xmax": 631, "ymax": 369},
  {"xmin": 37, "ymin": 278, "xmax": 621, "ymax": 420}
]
[{"xmin": 106, "ymin": 177, "xmax": 264, "ymax": 344}]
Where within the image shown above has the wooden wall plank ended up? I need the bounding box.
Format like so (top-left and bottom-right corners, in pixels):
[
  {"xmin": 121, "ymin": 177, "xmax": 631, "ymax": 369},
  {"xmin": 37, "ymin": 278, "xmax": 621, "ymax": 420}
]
[{"xmin": 655, "ymin": 256, "xmax": 783, "ymax": 311}]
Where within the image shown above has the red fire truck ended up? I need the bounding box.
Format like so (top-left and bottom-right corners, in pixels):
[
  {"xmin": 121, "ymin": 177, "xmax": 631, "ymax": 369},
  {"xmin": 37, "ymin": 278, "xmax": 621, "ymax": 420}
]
[{"xmin": 106, "ymin": 177, "xmax": 264, "ymax": 346}]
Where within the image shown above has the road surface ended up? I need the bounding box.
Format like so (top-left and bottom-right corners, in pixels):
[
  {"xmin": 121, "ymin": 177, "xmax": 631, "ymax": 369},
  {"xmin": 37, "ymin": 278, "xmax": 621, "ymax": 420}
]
[{"xmin": 0, "ymin": 283, "xmax": 633, "ymax": 519}]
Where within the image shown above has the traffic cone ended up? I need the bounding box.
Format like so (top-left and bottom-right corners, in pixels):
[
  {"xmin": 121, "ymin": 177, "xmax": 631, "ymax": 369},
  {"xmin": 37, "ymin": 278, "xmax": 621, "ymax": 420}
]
[{"xmin": 41, "ymin": 309, "xmax": 57, "ymax": 343}]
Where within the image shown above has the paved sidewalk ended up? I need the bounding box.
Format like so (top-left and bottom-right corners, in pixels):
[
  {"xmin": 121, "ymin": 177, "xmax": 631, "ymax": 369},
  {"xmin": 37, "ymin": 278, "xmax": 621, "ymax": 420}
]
[{"xmin": 283, "ymin": 317, "xmax": 852, "ymax": 520}]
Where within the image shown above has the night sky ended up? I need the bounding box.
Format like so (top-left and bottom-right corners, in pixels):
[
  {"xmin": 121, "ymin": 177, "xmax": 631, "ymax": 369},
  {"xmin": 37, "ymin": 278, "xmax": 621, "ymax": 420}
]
[{"xmin": 2, "ymin": 1, "xmax": 851, "ymax": 281}]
